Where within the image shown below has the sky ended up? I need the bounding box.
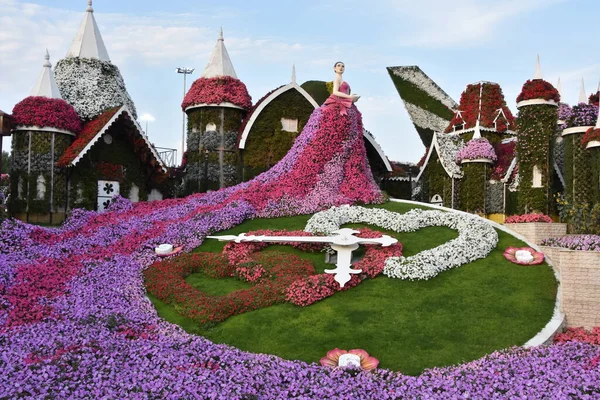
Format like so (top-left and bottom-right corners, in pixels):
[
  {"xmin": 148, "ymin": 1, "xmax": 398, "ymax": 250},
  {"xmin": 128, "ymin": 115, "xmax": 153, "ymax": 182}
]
[{"xmin": 1, "ymin": 0, "xmax": 599, "ymax": 164}]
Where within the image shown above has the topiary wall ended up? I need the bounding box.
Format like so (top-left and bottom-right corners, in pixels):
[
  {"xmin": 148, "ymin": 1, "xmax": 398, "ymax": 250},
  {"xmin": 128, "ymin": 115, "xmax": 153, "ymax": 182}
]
[
  {"xmin": 419, "ymin": 152, "xmax": 454, "ymax": 207},
  {"xmin": 459, "ymin": 162, "xmax": 490, "ymax": 213},
  {"xmin": 242, "ymin": 90, "xmax": 314, "ymax": 181}
]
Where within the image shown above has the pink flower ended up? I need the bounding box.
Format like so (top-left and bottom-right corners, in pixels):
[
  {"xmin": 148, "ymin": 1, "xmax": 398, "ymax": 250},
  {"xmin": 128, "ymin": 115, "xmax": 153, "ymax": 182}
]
[{"xmin": 503, "ymin": 247, "xmax": 545, "ymax": 265}]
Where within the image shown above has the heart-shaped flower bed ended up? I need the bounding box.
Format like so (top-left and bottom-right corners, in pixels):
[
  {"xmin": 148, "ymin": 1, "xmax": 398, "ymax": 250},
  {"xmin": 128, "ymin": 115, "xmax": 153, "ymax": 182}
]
[{"xmin": 144, "ymin": 228, "xmax": 403, "ymax": 326}]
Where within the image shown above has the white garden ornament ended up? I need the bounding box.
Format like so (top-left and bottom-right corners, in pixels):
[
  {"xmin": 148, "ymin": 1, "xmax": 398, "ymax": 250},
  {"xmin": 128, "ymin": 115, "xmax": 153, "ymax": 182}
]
[{"xmin": 208, "ymin": 228, "xmax": 397, "ymax": 287}]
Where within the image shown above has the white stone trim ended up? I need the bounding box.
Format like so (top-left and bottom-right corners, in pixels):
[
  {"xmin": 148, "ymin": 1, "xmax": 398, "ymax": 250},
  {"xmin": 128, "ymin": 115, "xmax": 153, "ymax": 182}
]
[
  {"xmin": 460, "ymin": 157, "xmax": 493, "ymax": 164},
  {"xmin": 363, "ymin": 129, "xmax": 392, "ymax": 172},
  {"xmin": 389, "ymin": 198, "xmax": 564, "ymax": 347},
  {"xmin": 501, "ymin": 157, "xmax": 517, "ymax": 183},
  {"xmin": 585, "ymin": 140, "xmax": 600, "ymax": 149},
  {"xmin": 70, "ymin": 106, "xmax": 167, "ymax": 173},
  {"xmin": 238, "ymin": 83, "xmax": 319, "ymax": 149},
  {"xmin": 562, "ymin": 126, "xmax": 593, "ymax": 136},
  {"xmin": 516, "ymin": 99, "xmax": 558, "ymax": 108},
  {"xmin": 185, "ymin": 102, "xmax": 245, "ymax": 112},
  {"xmin": 14, "ymin": 125, "xmax": 76, "ymax": 136}
]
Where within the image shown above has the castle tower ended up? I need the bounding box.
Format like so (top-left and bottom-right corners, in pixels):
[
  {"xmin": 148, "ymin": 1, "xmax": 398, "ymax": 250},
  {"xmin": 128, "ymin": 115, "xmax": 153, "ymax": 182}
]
[
  {"xmin": 515, "ymin": 56, "xmax": 560, "ymax": 213},
  {"xmin": 54, "ymin": 0, "xmax": 136, "ymax": 121},
  {"xmin": 580, "ymin": 94, "xmax": 600, "ymax": 203},
  {"xmin": 182, "ymin": 28, "xmax": 251, "ymax": 194},
  {"xmin": 9, "ymin": 50, "xmax": 82, "ymax": 223}
]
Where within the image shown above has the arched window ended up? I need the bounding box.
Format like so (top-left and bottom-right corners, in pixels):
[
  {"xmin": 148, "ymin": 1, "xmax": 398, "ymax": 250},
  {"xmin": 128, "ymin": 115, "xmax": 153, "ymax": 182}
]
[
  {"xmin": 206, "ymin": 123, "xmax": 217, "ymax": 132},
  {"xmin": 532, "ymin": 165, "xmax": 542, "ymax": 188},
  {"xmin": 281, "ymin": 118, "xmax": 299, "ymax": 133}
]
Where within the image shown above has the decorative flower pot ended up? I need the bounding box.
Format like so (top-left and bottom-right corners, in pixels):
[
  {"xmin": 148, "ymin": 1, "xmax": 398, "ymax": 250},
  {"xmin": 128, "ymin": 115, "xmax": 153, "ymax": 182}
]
[
  {"xmin": 585, "ymin": 140, "xmax": 600, "ymax": 149},
  {"xmin": 504, "ymin": 222, "xmax": 567, "ymax": 245},
  {"xmin": 516, "ymin": 98, "xmax": 558, "ymax": 108},
  {"xmin": 562, "ymin": 126, "xmax": 594, "ymax": 137},
  {"xmin": 460, "ymin": 158, "xmax": 493, "ymax": 164}
]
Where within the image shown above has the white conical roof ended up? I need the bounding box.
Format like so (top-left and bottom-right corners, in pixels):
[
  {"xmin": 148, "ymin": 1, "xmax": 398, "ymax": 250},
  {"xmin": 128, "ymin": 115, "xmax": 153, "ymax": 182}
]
[
  {"xmin": 556, "ymin": 77, "xmax": 562, "ymax": 99},
  {"xmin": 579, "ymin": 78, "xmax": 587, "ymax": 103},
  {"xmin": 201, "ymin": 28, "xmax": 237, "ymax": 79},
  {"xmin": 66, "ymin": 0, "xmax": 110, "ymax": 61},
  {"xmin": 31, "ymin": 49, "xmax": 62, "ymax": 99},
  {"xmin": 534, "ymin": 54, "xmax": 542, "ymax": 79}
]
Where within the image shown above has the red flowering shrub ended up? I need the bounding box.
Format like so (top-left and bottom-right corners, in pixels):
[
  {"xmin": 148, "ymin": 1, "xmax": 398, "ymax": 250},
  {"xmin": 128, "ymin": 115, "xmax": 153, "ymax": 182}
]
[
  {"xmin": 445, "ymin": 83, "xmax": 514, "ymax": 133},
  {"xmin": 57, "ymin": 107, "xmax": 120, "ymax": 167},
  {"xmin": 12, "ymin": 96, "xmax": 82, "ymax": 134},
  {"xmin": 182, "ymin": 76, "xmax": 252, "ymax": 110},
  {"xmin": 589, "ymin": 91, "xmax": 599, "ymax": 107},
  {"xmin": 505, "ymin": 213, "xmax": 553, "ymax": 223},
  {"xmin": 517, "ymin": 79, "xmax": 560, "ymax": 103},
  {"xmin": 491, "ymin": 141, "xmax": 516, "ymax": 180},
  {"xmin": 554, "ymin": 327, "xmax": 600, "ymax": 345},
  {"xmin": 580, "ymin": 127, "xmax": 600, "ymax": 149},
  {"xmin": 97, "ymin": 163, "xmax": 124, "ymax": 181}
]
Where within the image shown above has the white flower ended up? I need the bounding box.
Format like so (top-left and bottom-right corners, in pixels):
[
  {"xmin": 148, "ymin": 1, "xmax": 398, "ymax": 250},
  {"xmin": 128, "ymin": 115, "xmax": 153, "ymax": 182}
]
[{"xmin": 306, "ymin": 206, "xmax": 498, "ymax": 280}]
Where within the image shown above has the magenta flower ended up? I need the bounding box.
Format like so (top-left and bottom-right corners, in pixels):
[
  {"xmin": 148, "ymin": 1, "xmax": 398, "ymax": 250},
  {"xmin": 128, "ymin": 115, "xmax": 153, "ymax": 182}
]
[{"xmin": 503, "ymin": 247, "xmax": 545, "ymax": 265}]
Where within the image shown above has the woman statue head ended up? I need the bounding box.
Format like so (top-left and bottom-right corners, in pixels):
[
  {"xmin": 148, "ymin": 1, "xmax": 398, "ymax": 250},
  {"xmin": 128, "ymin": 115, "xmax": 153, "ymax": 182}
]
[{"xmin": 333, "ymin": 61, "xmax": 345, "ymax": 74}]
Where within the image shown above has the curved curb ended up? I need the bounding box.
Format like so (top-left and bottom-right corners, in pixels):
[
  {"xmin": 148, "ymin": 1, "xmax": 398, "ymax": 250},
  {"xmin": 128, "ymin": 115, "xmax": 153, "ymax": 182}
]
[{"xmin": 390, "ymin": 198, "xmax": 565, "ymax": 347}]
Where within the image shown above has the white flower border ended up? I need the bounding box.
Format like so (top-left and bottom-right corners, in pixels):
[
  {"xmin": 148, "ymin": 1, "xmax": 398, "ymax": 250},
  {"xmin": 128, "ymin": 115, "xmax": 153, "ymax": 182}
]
[{"xmin": 305, "ymin": 205, "xmax": 498, "ymax": 280}]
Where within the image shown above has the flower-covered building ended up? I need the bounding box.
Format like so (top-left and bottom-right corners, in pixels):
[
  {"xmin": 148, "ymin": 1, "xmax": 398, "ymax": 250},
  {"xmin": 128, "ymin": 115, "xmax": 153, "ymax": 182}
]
[
  {"xmin": 393, "ymin": 57, "xmax": 600, "ymax": 219},
  {"xmin": 8, "ymin": 1, "xmax": 168, "ymax": 223}
]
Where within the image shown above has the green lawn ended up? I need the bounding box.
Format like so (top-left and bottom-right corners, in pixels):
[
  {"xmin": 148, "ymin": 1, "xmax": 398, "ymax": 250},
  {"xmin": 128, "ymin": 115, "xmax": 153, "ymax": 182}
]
[{"xmin": 148, "ymin": 201, "xmax": 558, "ymax": 375}]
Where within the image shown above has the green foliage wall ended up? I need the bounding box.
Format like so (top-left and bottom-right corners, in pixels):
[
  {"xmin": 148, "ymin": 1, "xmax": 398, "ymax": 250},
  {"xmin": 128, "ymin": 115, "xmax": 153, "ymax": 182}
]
[
  {"xmin": 459, "ymin": 162, "xmax": 490, "ymax": 213},
  {"xmin": 563, "ymin": 132, "xmax": 594, "ymax": 206},
  {"xmin": 185, "ymin": 107, "xmax": 244, "ymax": 194},
  {"xmin": 242, "ymin": 90, "xmax": 314, "ymax": 181},
  {"xmin": 516, "ymin": 105, "xmax": 557, "ymax": 213},
  {"xmin": 420, "ymin": 153, "xmax": 454, "ymax": 207}
]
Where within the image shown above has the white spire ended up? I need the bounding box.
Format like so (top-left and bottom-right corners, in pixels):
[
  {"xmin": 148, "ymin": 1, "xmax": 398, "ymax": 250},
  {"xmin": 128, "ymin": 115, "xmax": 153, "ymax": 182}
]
[
  {"xmin": 66, "ymin": 0, "xmax": 110, "ymax": 61},
  {"xmin": 579, "ymin": 78, "xmax": 587, "ymax": 103},
  {"xmin": 291, "ymin": 64, "xmax": 296, "ymax": 84},
  {"xmin": 556, "ymin": 77, "xmax": 562, "ymax": 99},
  {"xmin": 534, "ymin": 54, "xmax": 542, "ymax": 79},
  {"xmin": 30, "ymin": 49, "xmax": 62, "ymax": 99},
  {"xmin": 201, "ymin": 28, "xmax": 237, "ymax": 79}
]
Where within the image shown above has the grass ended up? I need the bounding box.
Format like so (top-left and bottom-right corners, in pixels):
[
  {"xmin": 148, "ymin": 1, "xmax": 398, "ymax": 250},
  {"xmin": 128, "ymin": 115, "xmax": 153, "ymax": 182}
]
[{"xmin": 149, "ymin": 201, "xmax": 558, "ymax": 375}]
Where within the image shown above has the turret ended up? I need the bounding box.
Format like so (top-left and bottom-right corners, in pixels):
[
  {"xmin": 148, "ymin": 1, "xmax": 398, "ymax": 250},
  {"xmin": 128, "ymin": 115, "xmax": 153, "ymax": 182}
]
[
  {"xmin": 9, "ymin": 51, "xmax": 82, "ymax": 223},
  {"xmin": 54, "ymin": 0, "xmax": 136, "ymax": 120},
  {"xmin": 182, "ymin": 28, "xmax": 252, "ymax": 194},
  {"xmin": 515, "ymin": 56, "xmax": 559, "ymax": 214}
]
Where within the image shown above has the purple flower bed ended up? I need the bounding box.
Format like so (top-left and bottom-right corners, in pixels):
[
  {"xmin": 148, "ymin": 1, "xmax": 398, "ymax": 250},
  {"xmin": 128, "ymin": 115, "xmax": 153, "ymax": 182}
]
[
  {"xmin": 0, "ymin": 104, "xmax": 598, "ymax": 396},
  {"xmin": 456, "ymin": 138, "xmax": 497, "ymax": 163},
  {"xmin": 541, "ymin": 235, "xmax": 600, "ymax": 251}
]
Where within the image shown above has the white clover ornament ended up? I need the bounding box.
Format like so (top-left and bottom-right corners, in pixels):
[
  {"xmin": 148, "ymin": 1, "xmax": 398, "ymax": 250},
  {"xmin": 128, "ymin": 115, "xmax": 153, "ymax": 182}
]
[{"xmin": 305, "ymin": 205, "xmax": 498, "ymax": 280}]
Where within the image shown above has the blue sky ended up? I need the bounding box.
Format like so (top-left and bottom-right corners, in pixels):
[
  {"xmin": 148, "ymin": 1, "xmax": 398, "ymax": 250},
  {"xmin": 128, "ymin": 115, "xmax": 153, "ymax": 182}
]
[{"xmin": 1, "ymin": 0, "xmax": 599, "ymax": 163}]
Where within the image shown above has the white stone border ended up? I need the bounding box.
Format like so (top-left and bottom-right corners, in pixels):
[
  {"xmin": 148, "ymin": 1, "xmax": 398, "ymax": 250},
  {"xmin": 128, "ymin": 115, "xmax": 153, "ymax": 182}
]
[
  {"xmin": 562, "ymin": 126, "xmax": 593, "ymax": 137},
  {"xmin": 14, "ymin": 125, "xmax": 76, "ymax": 136},
  {"xmin": 184, "ymin": 102, "xmax": 245, "ymax": 112},
  {"xmin": 389, "ymin": 198, "xmax": 565, "ymax": 347},
  {"xmin": 586, "ymin": 140, "xmax": 600, "ymax": 149},
  {"xmin": 517, "ymin": 99, "xmax": 558, "ymax": 108},
  {"xmin": 460, "ymin": 158, "xmax": 493, "ymax": 164}
]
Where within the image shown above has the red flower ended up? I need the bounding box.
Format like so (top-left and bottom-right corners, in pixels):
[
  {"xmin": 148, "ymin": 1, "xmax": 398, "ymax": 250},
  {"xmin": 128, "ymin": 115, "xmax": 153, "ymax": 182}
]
[
  {"xmin": 12, "ymin": 96, "xmax": 82, "ymax": 134},
  {"xmin": 182, "ymin": 76, "xmax": 252, "ymax": 110},
  {"xmin": 517, "ymin": 79, "xmax": 560, "ymax": 103}
]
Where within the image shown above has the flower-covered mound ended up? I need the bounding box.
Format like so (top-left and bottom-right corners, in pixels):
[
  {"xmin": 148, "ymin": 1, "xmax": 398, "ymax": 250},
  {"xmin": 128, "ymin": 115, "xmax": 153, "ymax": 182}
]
[
  {"xmin": 455, "ymin": 137, "xmax": 497, "ymax": 163},
  {"xmin": 306, "ymin": 205, "xmax": 498, "ymax": 280},
  {"xmin": 563, "ymin": 103, "xmax": 599, "ymax": 129},
  {"xmin": 581, "ymin": 127, "xmax": 600, "ymax": 149},
  {"xmin": 11, "ymin": 96, "xmax": 82, "ymax": 134},
  {"xmin": 517, "ymin": 79, "xmax": 560, "ymax": 103},
  {"xmin": 505, "ymin": 213, "xmax": 553, "ymax": 223},
  {"xmin": 503, "ymin": 247, "xmax": 545, "ymax": 265},
  {"xmin": 320, "ymin": 348, "xmax": 379, "ymax": 371},
  {"xmin": 444, "ymin": 82, "xmax": 515, "ymax": 133},
  {"xmin": 54, "ymin": 57, "xmax": 137, "ymax": 121},
  {"xmin": 541, "ymin": 235, "xmax": 600, "ymax": 251},
  {"xmin": 182, "ymin": 76, "xmax": 252, "ymax": 110}
]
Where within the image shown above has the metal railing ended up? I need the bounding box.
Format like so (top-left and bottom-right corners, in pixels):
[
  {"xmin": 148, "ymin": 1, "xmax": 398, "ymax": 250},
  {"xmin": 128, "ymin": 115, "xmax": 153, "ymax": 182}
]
[{"xmin": 155, "ymin": 147, "xmax": 178, "ymax": 168}]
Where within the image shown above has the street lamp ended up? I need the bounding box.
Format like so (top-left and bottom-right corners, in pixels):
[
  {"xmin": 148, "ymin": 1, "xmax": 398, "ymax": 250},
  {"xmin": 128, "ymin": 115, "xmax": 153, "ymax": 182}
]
[{"xmin": 176, "ymin": 67, "xmax": 195, "ymax": 165}]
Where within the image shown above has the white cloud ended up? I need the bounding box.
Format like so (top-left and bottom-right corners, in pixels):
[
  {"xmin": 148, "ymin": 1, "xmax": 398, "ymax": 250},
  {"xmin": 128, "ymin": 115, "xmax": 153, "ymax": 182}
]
[{"xmin": 139, "ymin": 113, "xmax": 155, "ymax": 122}]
